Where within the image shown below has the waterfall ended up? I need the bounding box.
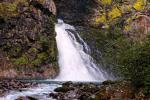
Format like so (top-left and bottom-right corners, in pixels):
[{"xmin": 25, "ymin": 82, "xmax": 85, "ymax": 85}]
[
  {"xmin": 0, "ymin": 19, "xmax": 107, "ymax": 100},
  {"xmin": 54, "ymin": 19, "xmax": 106, "ymax": 82}
]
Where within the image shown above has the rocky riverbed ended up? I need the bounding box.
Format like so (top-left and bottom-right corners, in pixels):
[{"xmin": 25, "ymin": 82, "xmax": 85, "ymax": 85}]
[
  {"xmin": 0, "ymin": 79, "xmax": 37, "ymax": 97},
  {"xmin": 50, "ymin": 81, "xmax": 146, "ymax": 100},
  {"xmin": 1, "ymin": 80, "xmax": 148, "ymax": 100}
]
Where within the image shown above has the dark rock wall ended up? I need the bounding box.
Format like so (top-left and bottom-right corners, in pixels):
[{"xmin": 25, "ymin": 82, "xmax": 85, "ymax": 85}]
[{"xmin": 55, "ymin": 0, "xmax": 97, "ymax": 25}]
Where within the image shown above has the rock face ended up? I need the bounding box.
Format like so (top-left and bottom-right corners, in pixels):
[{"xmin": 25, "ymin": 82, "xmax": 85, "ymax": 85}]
[
  {"xmin": 55, "ymin": 0, "xmax": 97, "ymax": 25},
  {"xmin": 0, "ymin": 0, "xmax": 58, "ymax": 79},
  {"xmin": 124, "ymin": 9, "xmax": 150, "ymax": 42}
]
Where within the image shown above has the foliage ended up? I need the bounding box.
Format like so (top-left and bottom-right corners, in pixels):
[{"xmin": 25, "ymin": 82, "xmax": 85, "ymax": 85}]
[
  {"xmin": 95, "ymin": 15, "xmax": 106, "ymax": 23},
  {"xmin": 133, "ymin": 0, "xmax": 145, "ymax": 10},
  {"xmin": 101, "ymin": 25, "xmax": 150, "ymax": 96},
  {"xmin": 108, "ymin": 5, "xmax": 121, "ymax": 21},
  {"xmin": 98, "ymin": 0, "xmax": 112, "ymax": 5},
  {"xmin": 0, "ymin": 0, "xmax": 28, "ymax": 20},
  {"xmin": 94, "ymin": 0, "xmax": 148, "ymax": 26}
]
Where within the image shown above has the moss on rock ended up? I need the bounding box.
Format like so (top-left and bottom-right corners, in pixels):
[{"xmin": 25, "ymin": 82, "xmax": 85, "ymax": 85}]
[
  {"xmin": 0, "ymin": 0, "xmax": 57, "ymax": 79},
  {"xmin": 0, "ymin": 0, "xmax": 29, "ymax": 20},
  {"xmin": 11, "ymin": 54, "xmax": 29, "ymax": 66}
]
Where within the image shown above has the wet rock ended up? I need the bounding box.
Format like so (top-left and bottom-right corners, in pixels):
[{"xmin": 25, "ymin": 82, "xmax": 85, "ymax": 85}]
[
  {"xmin": 50, "ymin": 81, "xmax": 145, "ymax": 100},
  {"xmin": 15, "ymin": 96, "xmax": 25, "ymax": 100},
  {"xmin": 27, "ymin": 96, "xmax": 38, "ymax": 100},
  {"xmin": 64, "ymin": 90, "xmax": 77, "ymax": 99},
  {"xmin": 62, "ymin": 81, "xmax": 73, "ymax": 87},
  {"xmin": 0, "ymin": 79, "xmax": 37, "ymax": 96},
  {"xmin": 54, "ymin": 86, "xmax": 74, "ymax": 93},
  {"xmin": 102, "ymin": 80, "xmax": 115, "ymax": 85},
  {"xmin": 49, "ymin": 93, "xmax": 58, "ymax": 99},
  {"xmin": 78, "ymin": 93, "xmax": 90, "ymax": 100},
  {"xmin": 16, "ymin": 96, "xmax": 37, "ymax": 100}
]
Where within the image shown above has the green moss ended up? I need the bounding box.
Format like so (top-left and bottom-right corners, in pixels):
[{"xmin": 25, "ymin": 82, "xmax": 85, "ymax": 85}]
[
  {"xmin": 0, "ymin": 3, "xmax": 18, "ymax": 19},
  {"xmin": 31, "ymin": 59, "xmax": 42, "ymax": 66},
  {"xmin": 39, "ymin": 35, "xmax": 50, "ymax": 51},
  {"xmin": 0, "ymin": 0, "xmax": 29, "ymax": 19},
  {"xmin": 31, "ymin": 53, "xmax": 47, "ymax": 66},
  {"xmin": 28, "ymin": 48, "xmax": 38, "ymax": 53},
  {"xmin": 48, "ymin": 16, "xmax": 55, "ymax": 33},
  {"xmin": 11, "ymin": 54, "xmax": 29, "ymax": 65},
  {"xmin": 38, "ymin": 53, "xmax": 47, "ymax": 60}
]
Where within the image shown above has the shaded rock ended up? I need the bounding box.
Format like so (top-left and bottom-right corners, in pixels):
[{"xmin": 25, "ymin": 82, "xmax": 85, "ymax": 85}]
[
  {"xmin": 49, "ymin": 93, "xmax": 58, "ymax": 99},
  {"xmin": 62, "ymin": 81, "xmax": 73, "ymax": 87},
  {"xmin": 54, "ymin": 86, "xmax": 74, "ymax": 93},
  {"xmin": 102, "ymin": 80, "xmax": 115, "ymax": 85},
  {"xmin": 124, "ymin": 13, "xmax": 150, "ymax": 42},
  {"xmin": 78, "ymin": 93, "xmax": 90, "ymax": 100},
  {"xmin": 55, "ymin": 0, "xmax": 96, "ymax": 25},
  {"xmin": 15, "ymin": 96, "xmax": 37, "ymax": 100},
  {"xmin": 27, "ymin": 96, "xmax": 38, "ymax": 100}
]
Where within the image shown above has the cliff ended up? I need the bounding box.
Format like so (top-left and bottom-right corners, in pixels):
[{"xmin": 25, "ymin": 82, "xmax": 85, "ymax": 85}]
[{"xmin": 0, "ymin": 0, "xmax": 58, "ymax": 79}]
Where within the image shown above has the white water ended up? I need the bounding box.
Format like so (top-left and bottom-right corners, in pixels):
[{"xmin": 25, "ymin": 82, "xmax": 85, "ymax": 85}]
[
  {"xmin": 0, "ymin": 84, "xmax": 61, "ymax": 100},
  {"xmin": 1, "ymin": 19, "xmax": 107, "ymax": 100},
  {"xmin": 54, "ymin": 19, "xmax": 106, "ymax": 82}
]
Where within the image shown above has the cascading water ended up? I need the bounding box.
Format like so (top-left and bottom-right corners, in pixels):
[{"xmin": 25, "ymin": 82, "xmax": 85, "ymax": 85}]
[
  {"xmin": 0, "ymin": 19, "xmax": 107, "ymax": 100},
  {"xmin": 54, "ymin": 19, "xmax": 106, "ymax": 82}
]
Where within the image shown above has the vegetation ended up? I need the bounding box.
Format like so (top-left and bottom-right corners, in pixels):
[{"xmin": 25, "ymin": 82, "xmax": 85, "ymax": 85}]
[
  {"xmin": 0, "ymin": 0, "xmax": 149, "ymax": 97},
  {"xmin": 133, "ymin": 0, "xmax": 146, "ymax": 10},
  {"xmin": 101, "ymin": 26, "xmax": 150, "ymax": 96},
  {"xmin": 0, "ymin": 0, "xmax": 28, "ymax": 20},
  {"xmin": 98, "ymin": 0, "xmax": 112, "ymax": 5},
  {"xmin": 94, "ymin": 0, "xmax": 148, "ymax": 26},
  {"xmin": 92, "ymin": 3, "xmax": 150, "ymax": 95},
  {"xmin": 108, "ymin": 5, "xmax": 121, "ymax": 21}
]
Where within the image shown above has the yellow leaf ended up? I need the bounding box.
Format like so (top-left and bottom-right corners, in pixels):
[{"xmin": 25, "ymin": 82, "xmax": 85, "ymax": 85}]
[
  {"xmin": 95, "ymin": 15, "xmax": 106, "ymax": 23},
  {"xmin": 98, "ymin": 0, "xmax": 112, "ymax": 5},
  {"xmin": 133, "ymin": 0, "xmax": 145, "ymax": 10},
  {"xmin": 108, "ymin": 6, "xmax": 121, "ymax": 21}
]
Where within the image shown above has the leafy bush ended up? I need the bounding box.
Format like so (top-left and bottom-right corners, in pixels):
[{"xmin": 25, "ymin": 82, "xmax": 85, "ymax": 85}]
[{"xmin": 103, "ymin": 27, "xmax": 150, "ymax": 96}]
